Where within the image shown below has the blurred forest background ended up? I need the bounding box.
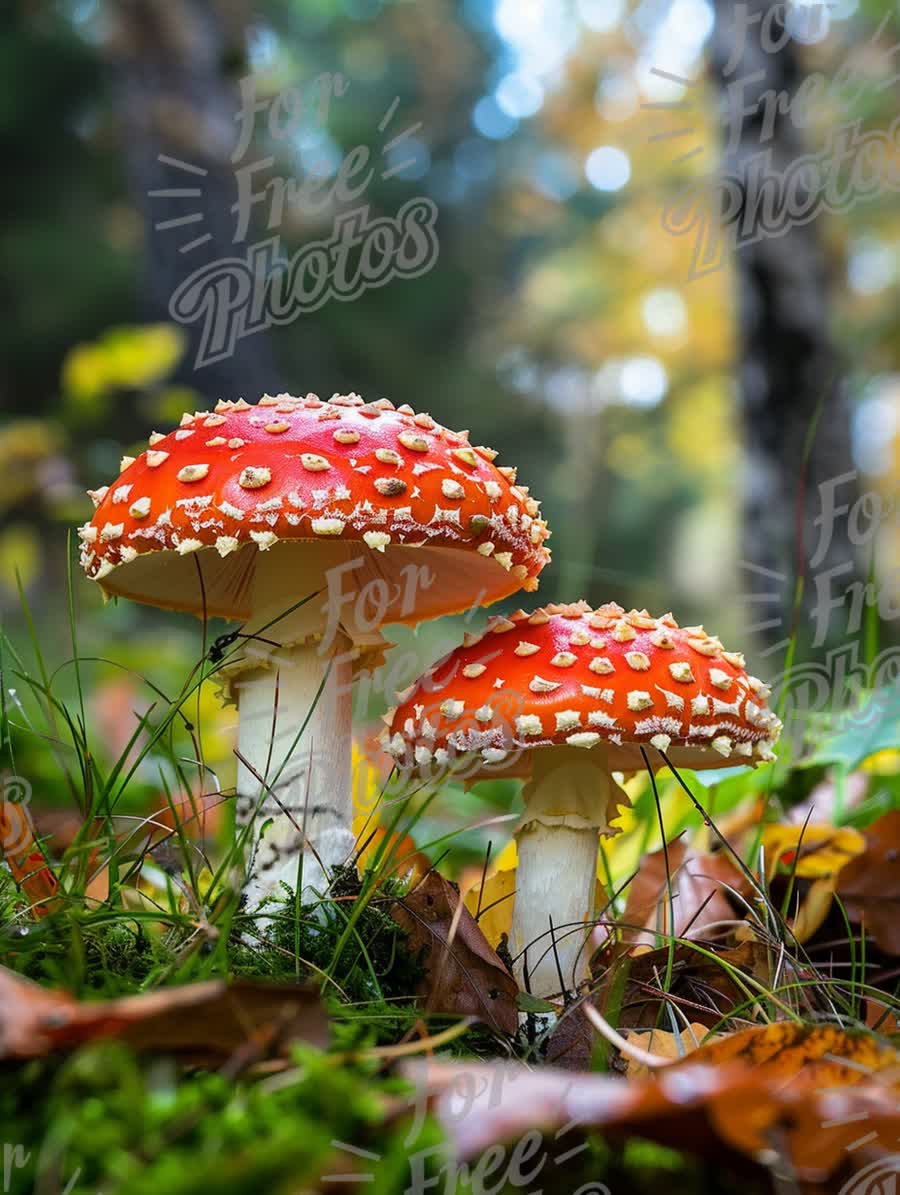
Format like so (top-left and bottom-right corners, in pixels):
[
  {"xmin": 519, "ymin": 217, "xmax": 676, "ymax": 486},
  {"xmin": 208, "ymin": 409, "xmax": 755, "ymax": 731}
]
[{"xmin": 1, "ymin": 0, "xmax": 899, "ymax": 812}]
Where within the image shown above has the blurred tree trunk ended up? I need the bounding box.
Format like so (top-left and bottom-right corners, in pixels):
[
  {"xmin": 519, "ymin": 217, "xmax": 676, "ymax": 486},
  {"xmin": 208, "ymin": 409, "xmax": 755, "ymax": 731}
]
[
  {"xmin": 710, "ymin": 0, "xmax": 861, "ymax": 654},
  {"xmin": 105, "ymin": 0, "xmax": 282, "ymax": 401}
]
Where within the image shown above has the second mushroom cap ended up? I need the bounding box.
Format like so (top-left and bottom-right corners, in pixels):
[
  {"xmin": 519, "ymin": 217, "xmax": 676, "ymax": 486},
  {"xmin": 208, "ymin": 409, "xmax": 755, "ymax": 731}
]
[{"xmin": 384, "ymin": 600, "xmax": 782, "ymax": 777}]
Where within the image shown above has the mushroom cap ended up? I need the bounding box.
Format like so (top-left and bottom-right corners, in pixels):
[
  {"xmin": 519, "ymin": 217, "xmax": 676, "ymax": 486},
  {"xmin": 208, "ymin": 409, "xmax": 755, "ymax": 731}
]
[
  {"xmin": 78, "ymin": 393, "xmax": 551, "ymax": 626},
  {"xmin": 383, "ymin": 600, "xmax": 781, "ymax": 778}
]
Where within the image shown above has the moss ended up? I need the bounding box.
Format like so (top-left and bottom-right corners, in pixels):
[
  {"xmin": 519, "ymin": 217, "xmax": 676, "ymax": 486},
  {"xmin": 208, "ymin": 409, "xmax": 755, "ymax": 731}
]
[
  {"xmin": 0, "ymin": 1043, "xmax": 445, "ymax": 1195},
  {"xmin": 1, "ymin": 912, "xmax": 167, "ymax": 996},
  {"xmin": 228, "ymin": 865, "xmax": 423, "ymax": 1005}
]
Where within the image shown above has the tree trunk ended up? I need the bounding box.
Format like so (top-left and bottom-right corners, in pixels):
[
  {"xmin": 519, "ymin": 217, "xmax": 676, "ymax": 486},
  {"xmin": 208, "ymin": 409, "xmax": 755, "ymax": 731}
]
[
  {"xmin": 106, "ymin": 0, "xmax": 282, "ymax": 402},
  {"xmin": 710, "ymin": 0, "xmax": 861, "ymax": 655}
]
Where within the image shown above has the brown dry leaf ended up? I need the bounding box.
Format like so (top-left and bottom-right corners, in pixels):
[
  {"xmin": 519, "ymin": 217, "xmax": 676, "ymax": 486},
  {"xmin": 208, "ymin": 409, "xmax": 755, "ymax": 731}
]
[
  {"xmin": 0, "ymin": 967, "xmax": 328, "ymax": 1062},
  {"xmin": 546, "ymin": 1000, "xmax": 598, "ymax": 1070},
  {"xmin": 863, "ymin": 996, "xmax": 900, "ymax": 1037},
  {"xmin": 622, "ymin": 839, "xmax": 745, "ymax": 947},
  {"xmin": 595, "ymin": 939, "xmax": 775, "ymax": 1030},
  {"xmin": 675, "ymin": 1022, "xmax": 900, "ymax": 1086},
  {"xmin": 836, "ymin": 811, "xmax": 900, "ymax": 955},
  {"xmin": 405, "ymin": 1056, "xmax": 900, "ymax": 1185},
  {"xmin": 391, "ymin": 871, "xmax": 518, "ymax": 1036},
  {"xmin": 625, "ymin": 1022, "xmax": 713, "ymax": 1078}
]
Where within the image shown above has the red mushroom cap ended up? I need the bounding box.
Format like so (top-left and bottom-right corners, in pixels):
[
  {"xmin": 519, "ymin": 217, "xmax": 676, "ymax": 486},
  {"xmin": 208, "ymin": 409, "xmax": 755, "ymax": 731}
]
[
  {"xmin": 78, "ymin": 393, "xmax": 551, "ymax": 624},
  {"xmin": 383, "ymin": 600, "xmax": 781, "ymax": 778}
]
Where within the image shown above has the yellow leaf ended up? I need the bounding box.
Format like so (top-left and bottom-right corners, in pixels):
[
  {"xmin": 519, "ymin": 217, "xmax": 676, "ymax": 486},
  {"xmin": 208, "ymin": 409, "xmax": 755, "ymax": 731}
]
[
  {"xmin": 194, "ymin": 867, "xmax": 217, "ymax": 904},
  {"xmin": 147, "ymin": 386, "xmax": 202, "ymax": 426},
  {"xmin": 862, "ymin": 750, "xmax": 900, "ymax": 775},
  {"xmin": 761, "ymin": 824, "xmax": 866, "ymax": 881},
  {"xmin": 463, "ymin": 862, "xmax": 517, "ymax": 949},
  {"xmin": 351, "ymin": 743, "xmax": 382, "ymax": 821},
  {"xmin": 101, "ymin": 324, "xmax": 184, "ymax": 391},
  {"xmin": 626, "ymin": 1023, "xmax": 713, "ymax": 1078},
  {"xmin": 0, "ymin": 524, "xmax": 40, "ymax": 594},
  {"xmin": 790, "ymin": 876, "xmax": 835, "ymax": 943},
  {"xmin": 62, "ymin": 344, "xmax": 109, "ymax": 408}
]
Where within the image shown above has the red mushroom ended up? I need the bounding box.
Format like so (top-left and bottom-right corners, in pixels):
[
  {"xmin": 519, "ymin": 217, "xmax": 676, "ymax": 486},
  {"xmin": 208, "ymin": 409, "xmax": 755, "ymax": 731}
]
[
  {"xmin": 384, "ymin": 600, "xmax": 781, "ymax": 996},
  {"xmin": 78, "ymin": 392, "xmax": 551, "ymax": 908}
]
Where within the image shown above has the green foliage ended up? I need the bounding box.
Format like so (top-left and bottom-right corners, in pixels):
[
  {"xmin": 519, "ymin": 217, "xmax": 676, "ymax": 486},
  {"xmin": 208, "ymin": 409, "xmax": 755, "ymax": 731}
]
[
  {"xmin": 230, "ymin": 864, "xmax": 424, "ymax": 1006},
  {"xmin": 3, "ymin": 914, "xmax": 165, "ymax": 996},
  {"xmin": 0, "ymin": 1044, "xmax": 444, "ymax": 1195}
]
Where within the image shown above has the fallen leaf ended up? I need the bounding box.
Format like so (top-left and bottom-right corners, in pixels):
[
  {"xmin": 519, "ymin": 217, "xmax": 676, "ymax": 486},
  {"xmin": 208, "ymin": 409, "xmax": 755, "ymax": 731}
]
[
  {"xmin": 864, "ymin": 996, "xmax": 900, "ymax": 1037},
  {"xmin": 391, "ymin": 871, "xmax": 518, "ymax": 1035},
  {"xmin": 836, "ymin": 811, "xmax": 900, "ymax": 955},
  {"xmin": 622, "ymin": 838, "xmax": 745, "ymax": 947},
  {"xmin": 0, "ymin": 798, "xmax": 59, "ymax": 916},
  {"xmin": 761, "ymin": 824, "xmax": 866, "ymax": 880},
  {"xmin": 461, "ymin": 841, "xmax": 518, "ymax": 949},
  {"xmin": 625, "ymin": 1022, "xmax": 713, "ymax": 1078},
  {"xmin": 594, "ymin": 939, "xmax": 775, "ymax": 1030},
  {"xmin": 0, "ymin": 967, "xmax": 328, "ymax": 1062},
  {"xmin": 676, "ymin": 1021, "xmax": 900, "ymax": 1086},
  {"xmin": 404, "ymin": 1054, "xmax": 900, "ymax": 1184},
  {"xmin": 545, "ymin": 1000, "xmax": 598, "ymax": 1070}
]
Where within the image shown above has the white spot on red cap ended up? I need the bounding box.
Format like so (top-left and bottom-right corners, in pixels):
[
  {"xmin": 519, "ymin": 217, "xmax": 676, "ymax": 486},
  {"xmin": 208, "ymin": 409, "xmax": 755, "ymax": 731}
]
[
  {"xmin": 311, "ymin": 517, "xmax": 345, "ymax": 536},
  {"xmin": 363, "ymin": 531, "xmax": 391, "ymax": 552},
  {"xmin": 238, "ymin": 466, "xmax": 271, "ymax": 489},
  {"xmin": 177, "ymin": 464, "xmax": 209, "ymax": 483},
  {"xmin": 567, "ymin": 732, "xmax": 600, "ymax": 748},
  {"xmin": 515, "ymin": 714, "xmax": 543, "ymax": 737},
  {"xmin": 529, "ymin": 676, "xmax": 560, "ymax": 693}
]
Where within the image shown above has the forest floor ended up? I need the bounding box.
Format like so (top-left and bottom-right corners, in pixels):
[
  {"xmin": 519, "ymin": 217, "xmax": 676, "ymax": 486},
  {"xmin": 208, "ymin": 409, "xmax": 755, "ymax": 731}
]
[{"xmin": 2, "ymin": 603, "xmax": 899, "ymax": 1195}]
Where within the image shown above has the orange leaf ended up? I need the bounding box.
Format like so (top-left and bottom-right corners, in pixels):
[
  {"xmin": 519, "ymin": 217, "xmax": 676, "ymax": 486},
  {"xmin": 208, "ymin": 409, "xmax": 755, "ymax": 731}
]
[
  {"xmin": 680, "ymin": 1022, "xmax": 900, "ymax": 1086},
  {"xmin": 0, "ymin": 800, "xmax": 59, "ymax": 916}
]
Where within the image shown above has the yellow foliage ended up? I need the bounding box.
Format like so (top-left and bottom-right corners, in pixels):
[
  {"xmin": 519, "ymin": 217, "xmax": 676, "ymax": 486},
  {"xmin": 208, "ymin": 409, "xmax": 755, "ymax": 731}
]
[
  {"xmin": 150, "ymin": 386, "xmax": 205, "ymax": 425},
  {"xmin": 862, "ymin": 750, "xmax": 900, "ymax": 775},
  {"xmin": 0, "ymin": 524, "xmax": 41, "ymax": 594},
  {"xmin": 761, "ymin": 824, "xmax": 866, "ymax": 881},
  {"xmin": 667, "ymin": 378, "xmax": 737, "ymax": 480},
  {"xmin": 62, "ymin": 345, "xmax": 108, "ymax": 406},
  {"xmin": 62, "ymin": 324, "xmax": 184, "ymax": 412},
  {"xmin": 0, "ymin": 419, "xmax": 62, "ymax": 511},
  {"xmin": 761, "ymin": 823, "xmax": 867, "ymax": 943}
]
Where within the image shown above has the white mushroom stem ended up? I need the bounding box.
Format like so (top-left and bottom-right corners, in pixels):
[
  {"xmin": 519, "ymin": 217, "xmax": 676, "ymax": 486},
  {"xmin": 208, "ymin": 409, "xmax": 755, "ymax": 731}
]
[
  {"xmin": 234, "ymin": 637, "xmax": 355, "ymax": 909},
  {"xmin": 227, "ymin": 551, "xmax": 361, "ymax": 911},
  {"xmin": 509, "ymin": 745, "xmax": 622, "ymax": 998}
]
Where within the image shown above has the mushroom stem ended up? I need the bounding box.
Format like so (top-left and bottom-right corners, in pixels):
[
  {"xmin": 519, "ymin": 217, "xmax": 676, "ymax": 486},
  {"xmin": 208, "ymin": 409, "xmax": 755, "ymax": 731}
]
[
  {"xmin": 509, "ymin": 745, "xmax": 618, "ymax": 998},
  {"xmin": 235, "ymin": 635, "xmax": 355, "ymax": 909},
  {"xmin": 511, "ymin": 821, "xmax": 598, "ymax": 997}
]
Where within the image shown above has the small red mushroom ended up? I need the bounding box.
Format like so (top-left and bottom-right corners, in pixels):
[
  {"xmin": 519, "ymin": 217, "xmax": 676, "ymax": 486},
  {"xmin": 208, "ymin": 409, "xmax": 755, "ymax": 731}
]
[
  {"xmin": 78, "ymin": 392, "xmax": 551, "ymax": 908},
  {"xmin": 383, "ymin": 600, "xmax": 781, "ymax": 997}
]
